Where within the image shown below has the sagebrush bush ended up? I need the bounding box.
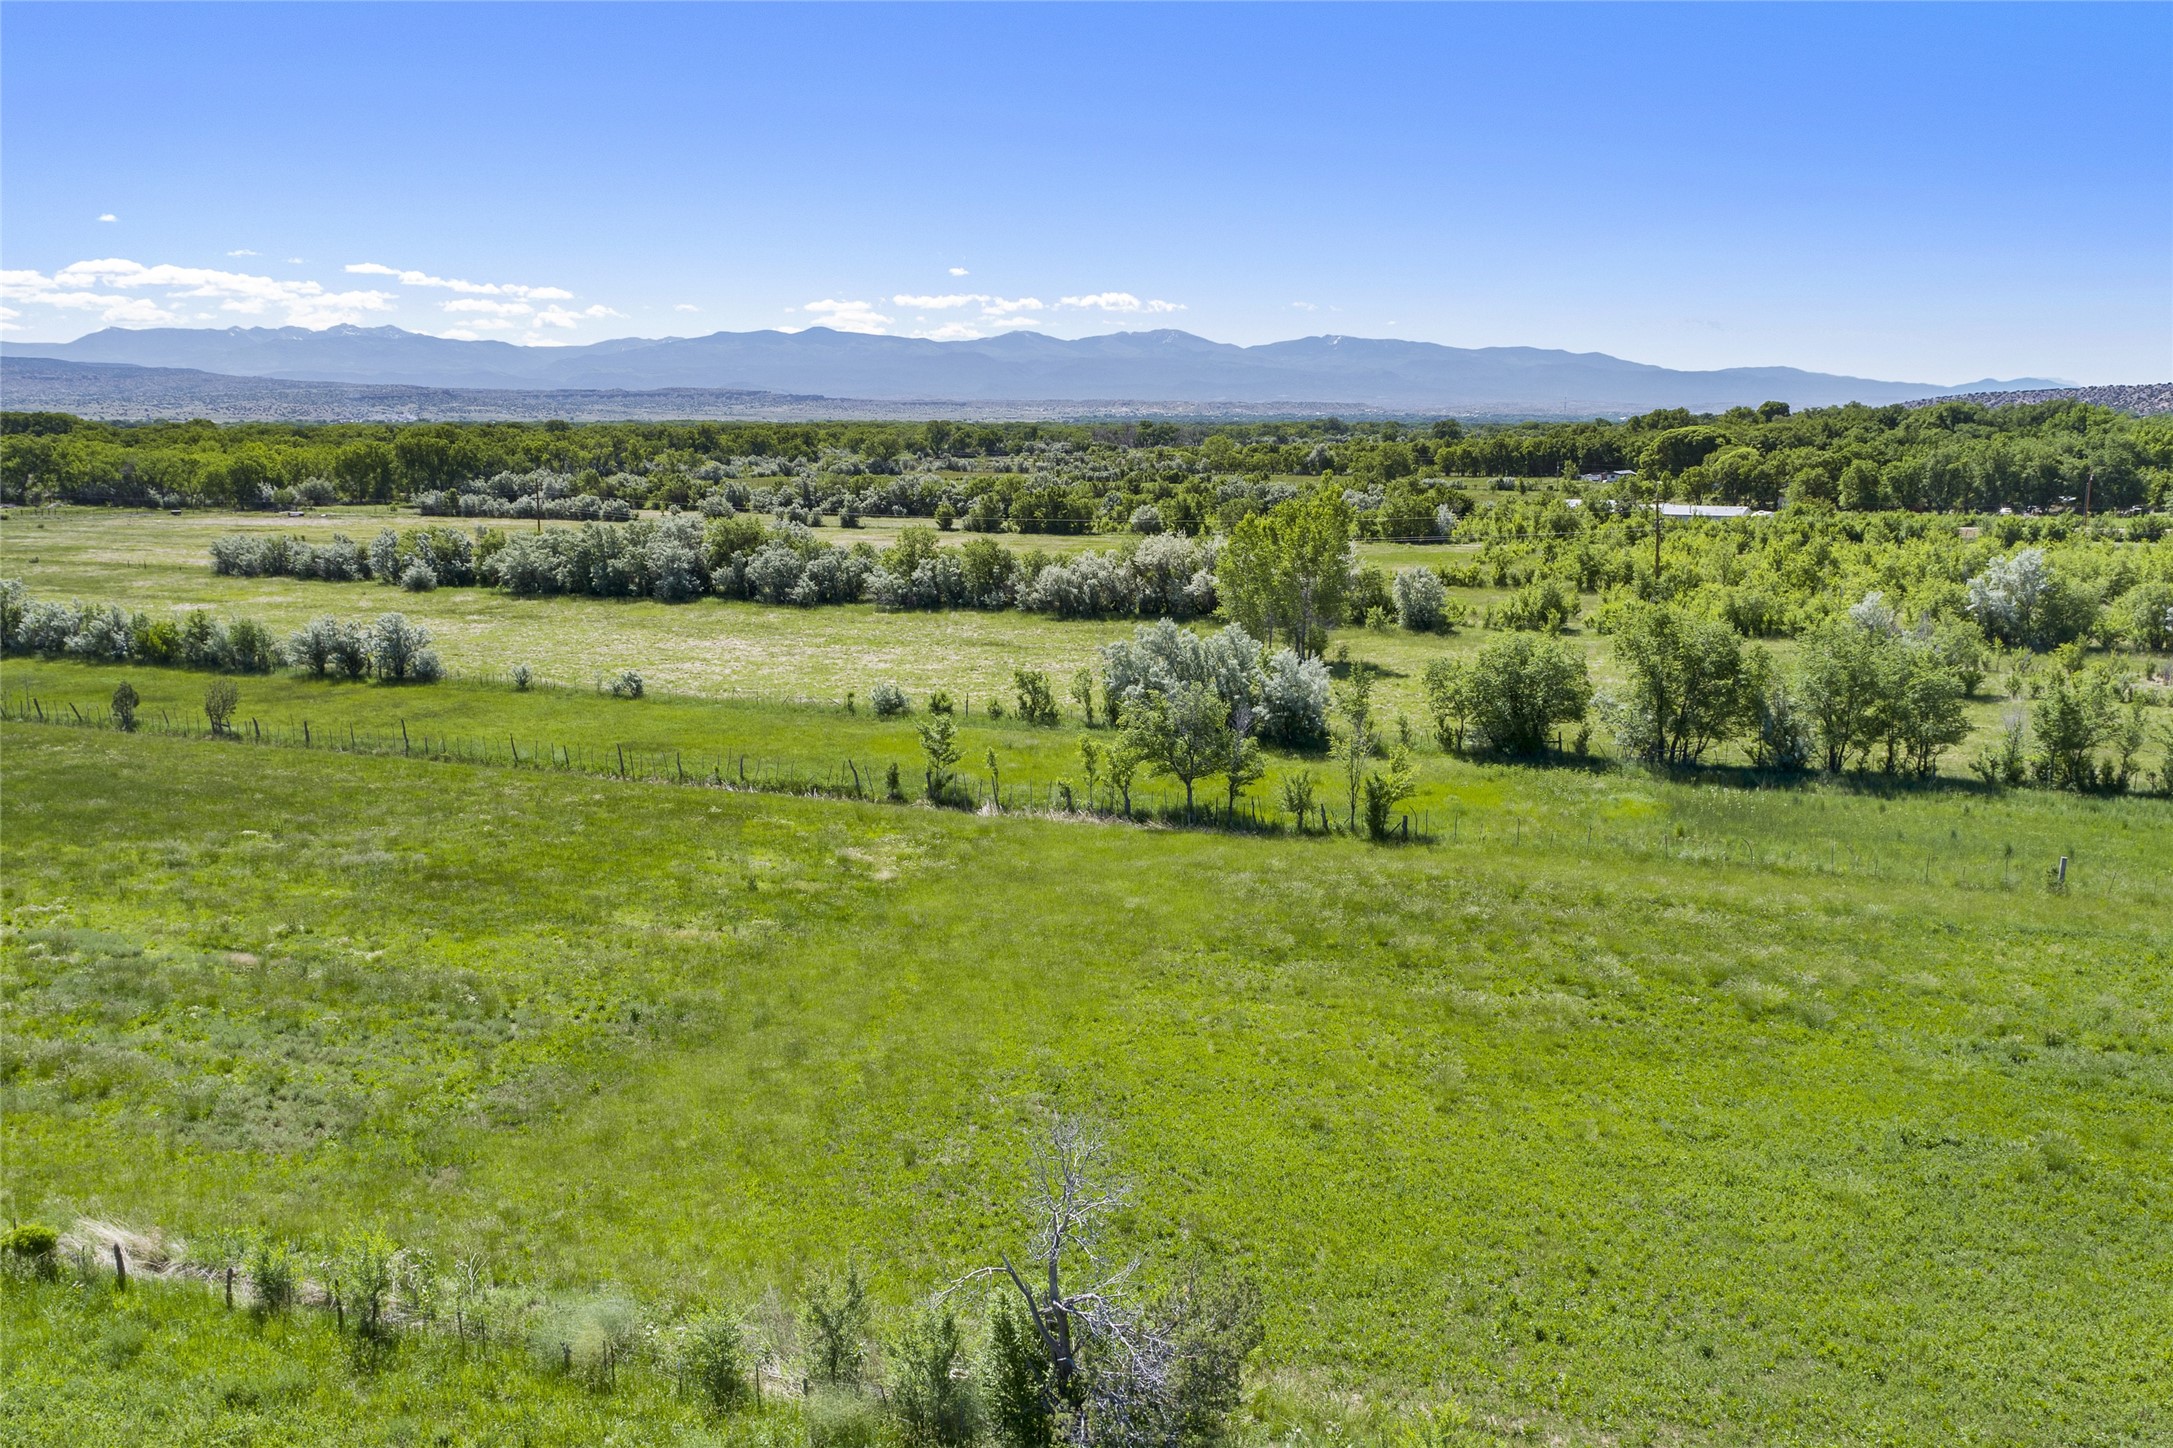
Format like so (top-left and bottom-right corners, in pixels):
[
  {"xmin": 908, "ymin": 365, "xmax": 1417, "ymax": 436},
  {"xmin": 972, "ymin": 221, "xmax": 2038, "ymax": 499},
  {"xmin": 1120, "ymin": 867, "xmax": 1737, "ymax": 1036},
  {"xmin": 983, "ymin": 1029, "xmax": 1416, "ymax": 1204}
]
[{"xmin": 870, "ymin": 681, "xmax": 909, "ymax": 718}]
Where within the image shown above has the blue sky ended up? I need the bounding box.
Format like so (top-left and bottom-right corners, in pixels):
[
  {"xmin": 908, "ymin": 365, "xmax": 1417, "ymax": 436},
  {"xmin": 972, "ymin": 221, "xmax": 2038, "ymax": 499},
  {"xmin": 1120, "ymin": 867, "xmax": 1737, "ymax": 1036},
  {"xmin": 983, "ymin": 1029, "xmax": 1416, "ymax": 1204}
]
[{"xmin": 3, "ymin": 2, "xmax": 2166, "ymax": 384}]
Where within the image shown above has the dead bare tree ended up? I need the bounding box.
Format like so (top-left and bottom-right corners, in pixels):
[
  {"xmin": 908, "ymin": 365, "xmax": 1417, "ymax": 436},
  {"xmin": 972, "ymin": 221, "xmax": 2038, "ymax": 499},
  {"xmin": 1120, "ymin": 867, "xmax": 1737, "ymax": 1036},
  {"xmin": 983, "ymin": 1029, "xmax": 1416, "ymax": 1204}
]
[{"xmin": 959, "ymin": 1117, "xmax": 1177, "ymax": 1447}]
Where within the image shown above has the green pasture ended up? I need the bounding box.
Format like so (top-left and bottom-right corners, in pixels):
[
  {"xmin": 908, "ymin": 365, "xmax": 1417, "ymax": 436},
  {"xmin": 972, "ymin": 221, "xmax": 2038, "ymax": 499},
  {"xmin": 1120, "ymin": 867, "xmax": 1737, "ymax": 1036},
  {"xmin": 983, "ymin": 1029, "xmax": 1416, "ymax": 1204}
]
[{"xmin": 3, "ymin": 723, "xmax": 2169, "ymax": 1443}]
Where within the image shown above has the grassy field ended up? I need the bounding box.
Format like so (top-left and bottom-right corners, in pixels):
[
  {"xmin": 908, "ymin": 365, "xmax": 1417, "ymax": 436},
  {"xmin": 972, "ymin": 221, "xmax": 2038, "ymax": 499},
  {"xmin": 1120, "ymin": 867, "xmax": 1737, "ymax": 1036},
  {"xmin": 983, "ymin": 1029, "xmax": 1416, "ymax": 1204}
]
[
  {"xmin": 3, "ymin": 720, "xmax": 2169, "ymax": 1444},
  {"xmin": 4, "ymin": 504, "xmax": 2171, "ymax": 1444}
]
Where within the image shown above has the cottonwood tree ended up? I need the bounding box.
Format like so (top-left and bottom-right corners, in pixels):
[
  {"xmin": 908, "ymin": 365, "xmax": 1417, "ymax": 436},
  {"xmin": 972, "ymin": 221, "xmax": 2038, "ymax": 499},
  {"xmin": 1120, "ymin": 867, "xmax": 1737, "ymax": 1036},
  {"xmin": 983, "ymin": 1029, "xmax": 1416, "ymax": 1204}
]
[
  {"xmin": 1122, "ymin": 684, "xmax": 1231, "ymax": 822},
  {"xmin": 1217, "ymin": 490, "xmax": 1352, "ymax": 659},
  {"xmin": 1604, "ymin": 605, "xmax": 1763, "ymax": 766}
]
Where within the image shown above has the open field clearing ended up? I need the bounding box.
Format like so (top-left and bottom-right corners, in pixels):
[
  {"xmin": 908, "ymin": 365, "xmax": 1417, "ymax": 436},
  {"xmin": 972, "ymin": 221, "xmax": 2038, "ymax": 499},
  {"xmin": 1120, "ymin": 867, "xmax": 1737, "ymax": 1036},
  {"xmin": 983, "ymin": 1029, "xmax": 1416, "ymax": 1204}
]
[{"xmin": 4, "ymin": 722, "xmax": 2170, "ymax": 1443}]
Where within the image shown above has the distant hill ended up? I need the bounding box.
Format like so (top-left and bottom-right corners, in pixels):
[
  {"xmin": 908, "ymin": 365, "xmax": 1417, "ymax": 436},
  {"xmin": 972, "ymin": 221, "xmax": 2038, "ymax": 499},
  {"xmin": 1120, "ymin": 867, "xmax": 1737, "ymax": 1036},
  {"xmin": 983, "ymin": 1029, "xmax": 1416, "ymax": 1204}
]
[
  {"xmin": 0, "ymin": 324, "xmax": 2069, "ymax": 416},
  {"xmin": 0, "ymin": 357, "xmax": 1404, "ymax": 425},
  {"xmin": 1900, "ymin": 382, "xmax": 2173, "ymax": 416}
]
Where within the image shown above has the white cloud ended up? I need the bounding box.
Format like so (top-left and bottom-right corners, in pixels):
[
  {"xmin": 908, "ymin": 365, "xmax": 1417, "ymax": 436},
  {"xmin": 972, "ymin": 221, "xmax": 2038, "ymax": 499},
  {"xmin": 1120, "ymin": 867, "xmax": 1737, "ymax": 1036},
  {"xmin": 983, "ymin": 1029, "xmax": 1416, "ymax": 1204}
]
[
  {"xmin": 532, "ymin": 303, "xmax": 621, "ymax": 330},
  {"xmin": 3, "ymin": 259, "xmax": 396, "ymax": 329},
  {"xmin": 98, "ymin": 214, "xmax": 118, "ymax": 223},
  {"xmin": 1058, "ymin": 292, "xmax": 1184, "ymax": 314},
  {"xmin": 227, "ymin": 249, "xmax": 258, "ymax": 257},
  {"xmin": 948, "ymin": 267, "xmax": 970, "ymax": 276},
  {"xmin": 674, "ymin": 303, "xmax": 701, "ymax": 313},
  {"xmin": 443, "ymin": 298, "xmax": 534, "ymax": 317},
  {"xmin": 798, "ymin": 298, "xmax": 892, "ymax": 334},
  {"xmin": 345, "ymin": 262, "xmax": 574, "ymax": 300},
  {"xmin": 1290, "ymin": 301, "xmax": 1317, "ymax": 311},
  {"xmin": 287, "ymin": 258, "xmax": 304, "ymax": 265},
  {"xmin": 918, "ymin": 321, "xmax": 985, "ymax": 341}
]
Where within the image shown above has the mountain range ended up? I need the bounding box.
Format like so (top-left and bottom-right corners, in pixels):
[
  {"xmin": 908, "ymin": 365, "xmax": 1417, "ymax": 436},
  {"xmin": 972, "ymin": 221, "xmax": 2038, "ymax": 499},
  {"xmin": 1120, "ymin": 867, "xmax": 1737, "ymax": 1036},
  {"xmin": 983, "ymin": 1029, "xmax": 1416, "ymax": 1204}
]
[{"xmin": 1, "ymin": 324, "xmax": 2066, "ymax": 417}]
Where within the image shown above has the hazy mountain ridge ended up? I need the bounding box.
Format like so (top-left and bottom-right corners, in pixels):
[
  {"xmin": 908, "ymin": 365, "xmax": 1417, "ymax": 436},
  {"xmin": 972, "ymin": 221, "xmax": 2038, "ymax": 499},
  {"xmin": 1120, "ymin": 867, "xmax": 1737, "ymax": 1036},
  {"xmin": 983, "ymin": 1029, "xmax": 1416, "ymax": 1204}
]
[
  {"xmin": 1, "ymin": 324, "xmax": 2065, "ymax": 414},
  {"xmin": 0, "ymin": 357, "xmax": 1409, "ymax": 425}
]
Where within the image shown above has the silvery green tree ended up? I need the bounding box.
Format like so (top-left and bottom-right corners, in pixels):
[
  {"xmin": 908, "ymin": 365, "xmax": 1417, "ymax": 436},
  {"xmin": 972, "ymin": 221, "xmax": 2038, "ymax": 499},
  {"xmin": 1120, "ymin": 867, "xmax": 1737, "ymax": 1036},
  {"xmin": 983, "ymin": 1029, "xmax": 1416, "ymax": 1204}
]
[
  {"xmin": 370, "ymin": 613, "xmax": 441, "ymax": 683},
  {"xmin": 1390, "ymin": 567, "xmax": 1446, "ymax": 632}
]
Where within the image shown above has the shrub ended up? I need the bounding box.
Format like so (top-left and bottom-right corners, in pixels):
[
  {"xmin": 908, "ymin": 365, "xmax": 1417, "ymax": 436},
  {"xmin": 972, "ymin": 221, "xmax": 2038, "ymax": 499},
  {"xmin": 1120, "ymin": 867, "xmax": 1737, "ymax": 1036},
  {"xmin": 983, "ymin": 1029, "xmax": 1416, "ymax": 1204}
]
[
  {"xmin": 1967, "ymin": 548, "xmax": 2097, "ymax": 651},
  {"xmin": 605, "ymin": 669, "xmax": 644, "ymax": 699},
  {"xmin": 1391, "ymin": 567, "xmax": 1448, "ymax": 631},
  {"xmin": 1279, "ymin": 769, "xmax": 1318, "ymax": 829},
  {"xmin": 1362, "ymin": 747, "xmax": 1418, "ymax": 840},
  {"xmin": 1014, "ymin": 668, "xmax": 1060, "ymax": 726},
  {"xmin": 1165, "ymin": 1268, "xmax": 1266, "ymax": 1448},
  {"xmin": 248, "ymin": 1239, "xmax": 298, "ymax": 1317},
  {"xmin": 1423, "ymin": 636, "xmax": 1592, "ymax": 755},
  {"xmin": 1488, "ymin": 576, "xmax": 1579, "ymax": 633},
  {"xmin": 224, "ymin": 618, "xmax": 281, "ymax": 674},
  {"xmin": 369, "ymin": 613, "xmax": 437, "ymax": 683},
  {"xmin": 871, "ymin": 681, "xmax": 909, "ymax": 718},
  {"xmin": 984, "ymin": 1293, "xmax": 1053, "ymax": 1448},
  {"xmin": 400, "ymin": 560, "xmax": 439, "ymax": 592},
  {"xmin": 680, "ymin": 1313, "xmax": 753, "ymax": 1413},
  {"xmin": 511, "ymin": 662, "xmax": 533, "ymax": 691},
  {"xmin": 1258, "ymin": 648, "xmax": 1331, "ymax": 748},
  {"xmin": 803, "ymin": 1267, "xmax": 871, "ymax": 1387},
  {"xmin": 927, "ymin": 689, "xmax": 955, "ymax": 716},
  {"xmin": 110, "ymin": 681, "xmax": 140, "ymax": 733},
  {"xmin": 288, "ymin": 616, "xmax": 366, "ymax": 679},
  {"xmin": 1, "ymin": 1223, "xmax": 58, "ymax": 1280},
  {"xmin": 890, "ymin": 1309, "xmax": 979, "ymax": 1447},
  {"xmin": 203, "ymin": 678, "xmax": 240, "ymax": 735}
]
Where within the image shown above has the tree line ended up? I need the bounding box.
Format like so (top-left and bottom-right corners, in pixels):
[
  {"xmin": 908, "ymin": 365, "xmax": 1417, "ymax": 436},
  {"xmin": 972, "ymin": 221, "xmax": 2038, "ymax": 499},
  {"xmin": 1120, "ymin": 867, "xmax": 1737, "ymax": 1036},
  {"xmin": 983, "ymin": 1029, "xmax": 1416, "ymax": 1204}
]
[{"xmin": 7, "ymin": 395, "xmax": 2166, "ymax": 518}]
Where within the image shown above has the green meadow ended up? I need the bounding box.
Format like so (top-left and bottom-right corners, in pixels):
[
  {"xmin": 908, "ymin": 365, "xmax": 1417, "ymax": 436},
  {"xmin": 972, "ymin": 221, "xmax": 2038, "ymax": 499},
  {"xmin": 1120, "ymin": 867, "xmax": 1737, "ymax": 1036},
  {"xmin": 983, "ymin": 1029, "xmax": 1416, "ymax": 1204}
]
[{"xmin": 2, "ymin": 505, "xmax": 2170, "ymax": 1445}]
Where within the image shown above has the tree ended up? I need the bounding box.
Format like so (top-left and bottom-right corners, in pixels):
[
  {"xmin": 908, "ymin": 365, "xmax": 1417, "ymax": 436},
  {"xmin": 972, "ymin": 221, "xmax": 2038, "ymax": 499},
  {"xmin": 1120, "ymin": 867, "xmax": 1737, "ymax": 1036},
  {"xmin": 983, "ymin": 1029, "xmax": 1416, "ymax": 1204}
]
[
  {"xmin": 1428, "ymin": 636, "xmax": 1591, "ymax": 756},
  {"xmin": 2030, "ymin": 670, "xmax": 2117, "ymax": 790},
  {"xmin": 203, "ymin": 678, "xmax": 239, "ymax": 736},
  {"xmin": 1220, "ymin": 722, "xmax": 1264, "ymax": 824},
  {"xmin": 1794, "ymin": 614, "xmax": 1889, "ymax": 772},
  {"xmin": 1361, "ymin": 745, "xmax": 1417, "ymax": 841},
  {"xmin": 1332, "ymin": 662, "xmax": 1377, "ymax": 829},
  {"xmin": 918, "ymin": 715, "xmax": 963, "ymax": 802},
  {"xmin": 110, "ymin": 681, "xmax": 140, "ymax": 733},
  {"xmin": 965, "ymin": 1118, "xmax": 1259, "ymax": 1448},
  {"xmin": 369, "ymin": 613, "xmax": 439, "ymax": 683},
  {"xmin": 1278, "ymin": 770, "xmax": 1318, "ymax": 832},
  {"xmin": 1216, "ymin": 489, "xmax": 1353, "ymax": 658},
  {"xmin": 1124, "ymin": 683, "xmax": 1231, "ymax": 822},
  {"xmin": 1605, "ymin": 606, "xmax": 1762, "ymax": 766},
  {"xmin": 1069, "ymin": 667, "xmax": 1097, "ymax": 727}
]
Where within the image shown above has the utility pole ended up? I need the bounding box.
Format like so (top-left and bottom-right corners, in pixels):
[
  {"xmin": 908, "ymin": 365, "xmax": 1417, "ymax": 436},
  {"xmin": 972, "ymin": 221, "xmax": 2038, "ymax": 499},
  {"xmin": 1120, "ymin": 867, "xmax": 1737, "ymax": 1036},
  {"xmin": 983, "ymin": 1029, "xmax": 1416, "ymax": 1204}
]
[
  {"xmin": 2083, "ymin": 468, "xmax": 2093, "ymax": 520},
  {"xmin": 1652, "ymin": 486, "xmax": 1663, "ymax": 588}
]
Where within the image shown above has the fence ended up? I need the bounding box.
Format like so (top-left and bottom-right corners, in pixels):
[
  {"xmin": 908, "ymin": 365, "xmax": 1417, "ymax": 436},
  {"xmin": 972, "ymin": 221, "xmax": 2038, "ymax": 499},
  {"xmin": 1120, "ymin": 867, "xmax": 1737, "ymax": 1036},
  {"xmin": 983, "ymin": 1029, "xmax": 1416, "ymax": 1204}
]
[{"xmin": 5, "ymin": 690, "xmax": 2139, "ymax": 895}]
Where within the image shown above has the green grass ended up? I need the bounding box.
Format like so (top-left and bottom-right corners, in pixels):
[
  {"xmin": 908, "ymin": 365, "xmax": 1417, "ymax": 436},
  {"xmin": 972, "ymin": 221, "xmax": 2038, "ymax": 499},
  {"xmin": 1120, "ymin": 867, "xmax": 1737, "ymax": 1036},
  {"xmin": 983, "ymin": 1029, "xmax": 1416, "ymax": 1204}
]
[{"xmin": 4, "ymin": 723, "xmax": 2170, "ymax": 1443}]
